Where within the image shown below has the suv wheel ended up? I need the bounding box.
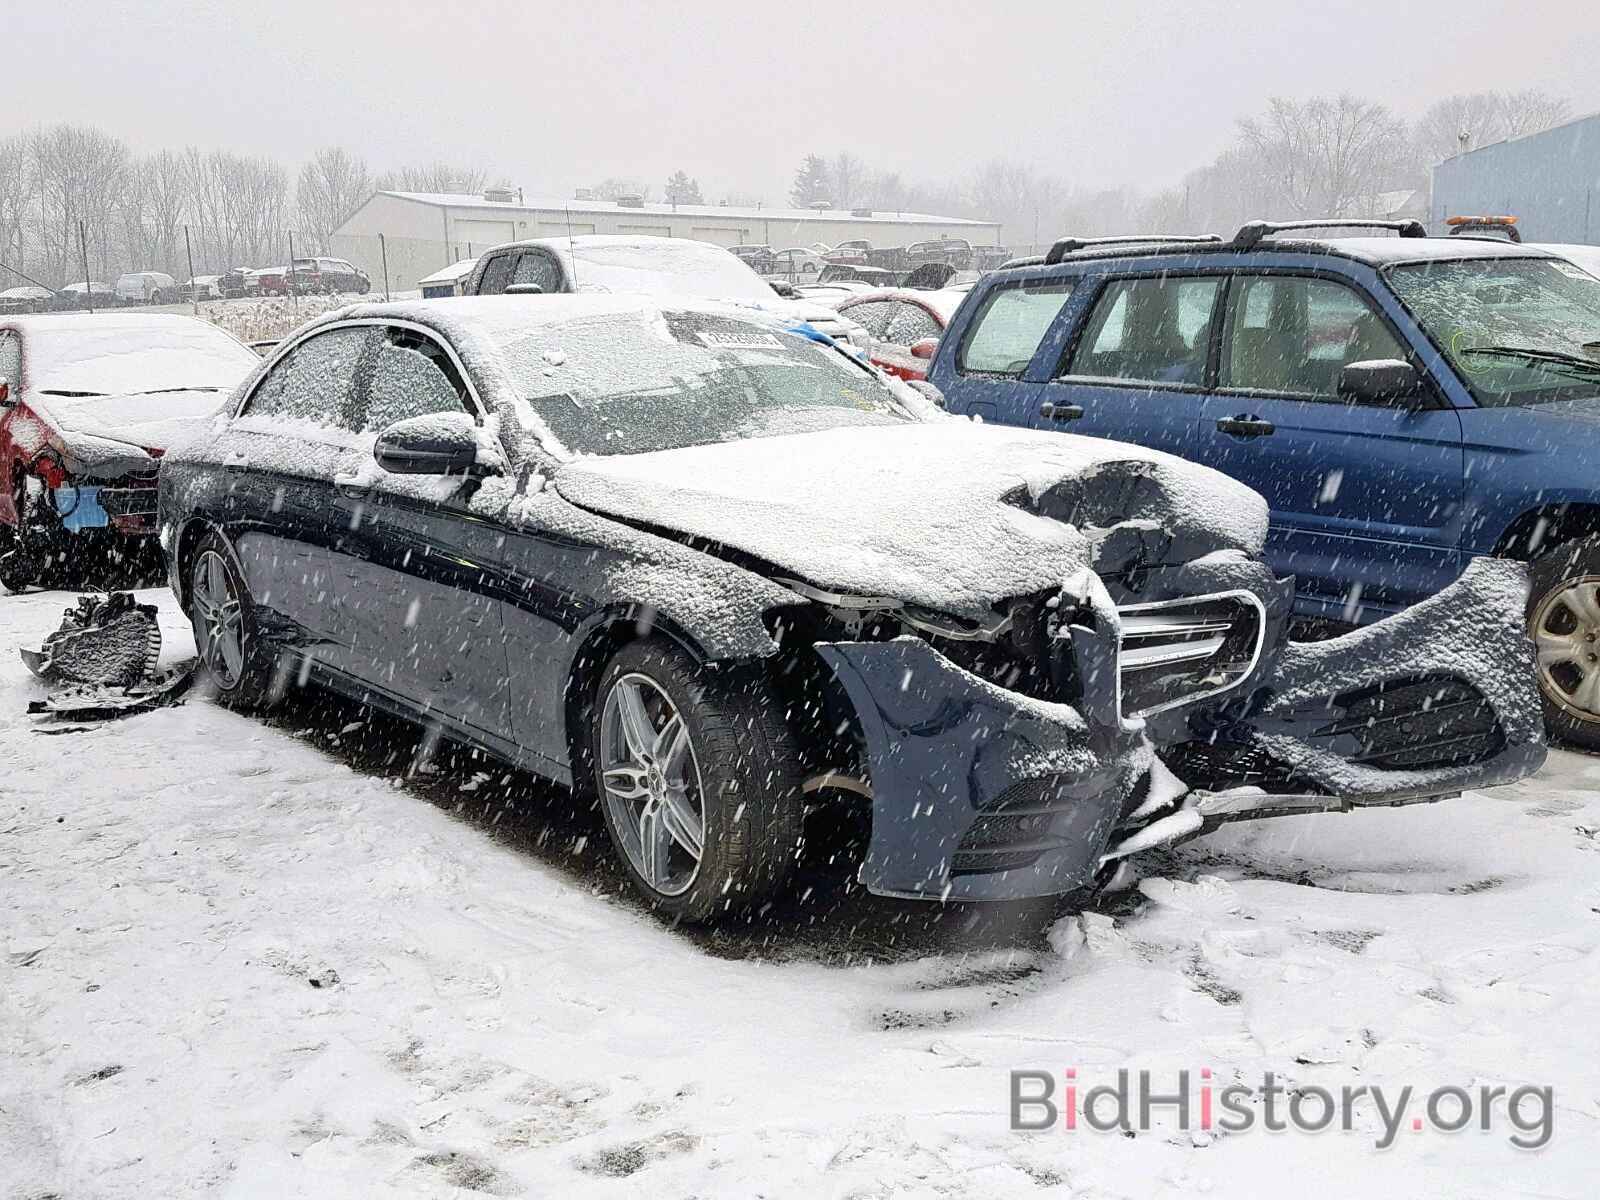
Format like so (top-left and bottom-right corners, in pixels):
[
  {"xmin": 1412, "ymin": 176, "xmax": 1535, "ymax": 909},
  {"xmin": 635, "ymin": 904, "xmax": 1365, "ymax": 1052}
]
[
  {"xmin": 590, "ymin": 639, "xmax": 804, "ymax": 922},
  {"xmin": 1528, "ymin": 535, "xmax": 1600, "ymax": 751}
]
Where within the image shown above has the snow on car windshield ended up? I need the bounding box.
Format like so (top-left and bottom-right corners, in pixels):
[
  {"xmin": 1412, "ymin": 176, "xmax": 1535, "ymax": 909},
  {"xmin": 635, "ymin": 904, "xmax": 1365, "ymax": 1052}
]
[
  {"xmin": 567, "ymin": 239, "xmax": 773, "ymax": 301},
  {"xmin": 25, "ymin": 316, "xmax": 259, "ymax": 398},
  {"xmin": 493, "ymin": 309, "xmax": 913, "ymax": 456},
  {"xmin": 1386, "ymin": 257, "xmax": 1600, "ymax": 406}
]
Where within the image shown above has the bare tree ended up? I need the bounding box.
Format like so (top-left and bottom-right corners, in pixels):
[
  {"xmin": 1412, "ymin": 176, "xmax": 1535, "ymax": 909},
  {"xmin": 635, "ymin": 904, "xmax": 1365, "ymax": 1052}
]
[
  {"xmin": 31, "ymin": 124, "xmax": 129, "ymax": 286},
  {"xmin": 1238, "ymin": 95, "xmax": 1410, "ymax": 218},
  {"xmin": 296, "ymin": 147, "xmax": 370, "ymax": 252},
  {"xmin": 830, "ymin": 152, "xmax": 865, "ymax": 209},
  {"xmin": 142, "ymin": 151, "xmax": 190, "ymax": 276},
  {"xmin": 375, "ymin": 162, "xmax": 490, "ymax": 194},
  {"xmin": 1413, "ymin": 89, "xmax": 1571, "ymax": 165},
  {"xmin": 585, "ymin": 177, "xmax": 651, "ymax": 202},
  {"xmin": 0, "ymin": 135, "xmax": 34, "ymax": 282}
]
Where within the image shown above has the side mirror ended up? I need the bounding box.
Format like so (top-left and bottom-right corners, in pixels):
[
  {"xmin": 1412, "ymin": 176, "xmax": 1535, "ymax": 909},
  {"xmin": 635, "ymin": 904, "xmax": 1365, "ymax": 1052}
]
[
  {"xmin": 909, "ymin": 338, "xmax": 938, "ymax": 360},
  {"xmin": 1338, "ymin": 359, "xmax": 1424, "ymax": 407},
  {"xmin": 374, "ymin": 412, "xmax": 486, "ymax": 476}
]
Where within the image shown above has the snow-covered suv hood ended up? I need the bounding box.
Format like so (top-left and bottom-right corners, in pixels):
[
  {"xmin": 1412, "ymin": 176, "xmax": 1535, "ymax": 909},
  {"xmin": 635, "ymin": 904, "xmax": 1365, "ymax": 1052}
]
[{"xmin": 552, "ymin": 422, "xmax": 1268, "ymax": 618}]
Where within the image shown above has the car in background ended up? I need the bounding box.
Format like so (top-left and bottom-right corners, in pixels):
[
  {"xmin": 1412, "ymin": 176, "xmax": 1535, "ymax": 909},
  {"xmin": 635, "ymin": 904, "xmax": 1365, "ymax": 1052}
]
[
  {"xmin": 288, "ymin": 256, "xmax": 370, "ymax": 295},
  {"xmin": 0, "ymin": 313, "xmax": 260, "ymax": 591},
  {"xmin": 180, "ymin": 275, "xmax": 224, "ymax": 302},
  {"xmin": 48, "ymin": 282, "xmax": 117, "ymax": 311},
  {"xmin": 463, "ymin": 234, "xmax": 869, "ymax": 349},
  {"xmin": 825, "ymin": 239, "xmax": 872, "ymax": 265},
  {"xmin": 249, "ymin": 266, "xmax": 288, "ymax": 297},
  {"xmin": 116, "ymin": 271, "xmax": 179, "ymax": 305},
  {"xmin": 728, "ymin": 244, "xmax": 773, "ymax": 273},
  {"xmin": 157, "ymin": 294, "xmax": 1542, "ymax": 922},
  {"xmin": 906, "ymin": 238, "xmax": 975, "ymax": 269},
  {"xmin": 764, "ymin": 247, "xmax": 828, "ymax": 280},
  {"xmin": 219, "ymin": 267, "xmax": 255, "ymax": 298},
  {"xmin": 0, "ymin": 286, "xmax": 53, "ymax": 315},
  {"xmin": 930, "ymin": 219, "xmax": 1600, "ymax": 749},
  {"xmin": 1446, "ymin": 215, "xmax": 1522, "ymax": 242},
  {"xmin": 837, "ymin": 287, "xmax": 970, "ymax": 381}
]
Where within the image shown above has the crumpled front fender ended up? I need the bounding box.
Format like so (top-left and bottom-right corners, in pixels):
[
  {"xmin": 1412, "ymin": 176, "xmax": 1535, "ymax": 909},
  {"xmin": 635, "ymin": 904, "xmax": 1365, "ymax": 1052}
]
[{"xmin": 815, "ymin": 637, "xmax": 1150, "ymax": 901}]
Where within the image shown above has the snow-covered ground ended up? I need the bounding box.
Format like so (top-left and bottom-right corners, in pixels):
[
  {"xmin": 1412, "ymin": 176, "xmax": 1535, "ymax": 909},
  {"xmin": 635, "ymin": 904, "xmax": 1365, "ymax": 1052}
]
[{"xmin": 3, "ymin": 587, "xmax": 1596, "ymax": 1198}]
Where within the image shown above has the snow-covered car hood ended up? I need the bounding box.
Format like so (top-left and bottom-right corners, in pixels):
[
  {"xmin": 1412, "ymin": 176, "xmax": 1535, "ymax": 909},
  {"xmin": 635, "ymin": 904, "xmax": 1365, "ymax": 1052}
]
[
  {"xmin": 552, "ymin": 422, "xmax": 1269, "ymax": 618},
  {"xmin": 31, "ymin": 388, "xmax": 229, "ymax": 457}
]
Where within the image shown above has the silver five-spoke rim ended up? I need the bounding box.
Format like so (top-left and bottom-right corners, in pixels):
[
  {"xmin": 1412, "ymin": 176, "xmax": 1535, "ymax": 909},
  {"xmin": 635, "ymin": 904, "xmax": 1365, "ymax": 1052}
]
[
  {"xmin": 193, "ymin": 549, "xmax": 245, "ymax": 690},
  {"xmin": 599, "ymin": 672, "xmax": 706, "ymax": 897},
  {"xmin": 1531, "ymin": 574, "xmax": 1600, "ymax": 722}
]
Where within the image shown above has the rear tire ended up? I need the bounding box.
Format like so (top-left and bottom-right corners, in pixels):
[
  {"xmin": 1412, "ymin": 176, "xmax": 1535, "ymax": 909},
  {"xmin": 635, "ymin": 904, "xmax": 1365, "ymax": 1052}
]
[
  {"xmin": 187, "ymin": 531, "xmax": 280, "ymax": 711},
  {"xmin": 589, "ymin": 638, "xmax": 804, "ymax": 922},
  {"xmin": 1527, "ymin": 535, "xmax": 1600, "ymax": 752}
]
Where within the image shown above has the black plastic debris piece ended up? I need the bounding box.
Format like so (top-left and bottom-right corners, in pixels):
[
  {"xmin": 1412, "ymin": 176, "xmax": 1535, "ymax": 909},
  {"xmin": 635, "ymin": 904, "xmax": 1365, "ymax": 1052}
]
[{"xmin": 21, "ymin": 592, "xmax": 196, "ymax": 723}]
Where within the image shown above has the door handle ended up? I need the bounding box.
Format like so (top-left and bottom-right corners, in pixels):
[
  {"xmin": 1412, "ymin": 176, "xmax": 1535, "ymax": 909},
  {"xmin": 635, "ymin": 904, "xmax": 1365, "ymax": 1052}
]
[
  {"xmin": 1216, "ymin": 416, "xmax": 1276, "ymax": 438},
  {"xmin": 336, "ymin": 481, "xmax": 370, "ymax": 501},
  {"xmin": 1039, "ymin": 401, "xmax": 1085, "ymax": 423}
]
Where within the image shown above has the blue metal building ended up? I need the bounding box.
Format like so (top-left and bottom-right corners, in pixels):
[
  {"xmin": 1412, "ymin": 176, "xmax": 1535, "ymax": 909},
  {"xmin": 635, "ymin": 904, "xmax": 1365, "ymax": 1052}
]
[{"xmin": 1430, "ymin": 112, "xmax": 1600, "ymax": 244}]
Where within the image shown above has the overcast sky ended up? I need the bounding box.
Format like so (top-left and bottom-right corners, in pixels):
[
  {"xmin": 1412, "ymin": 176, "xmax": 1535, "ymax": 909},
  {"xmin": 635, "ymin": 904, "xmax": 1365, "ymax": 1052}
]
[{"xmin": 8, "ymin": 0, "xmax": 1599, "ymax": 207}]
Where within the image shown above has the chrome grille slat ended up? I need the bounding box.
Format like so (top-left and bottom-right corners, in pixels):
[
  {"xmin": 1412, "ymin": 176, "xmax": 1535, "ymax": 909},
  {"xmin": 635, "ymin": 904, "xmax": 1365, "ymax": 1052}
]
[{"xmin": 1115, "ymin": 589, "xmax": 1266, "ymax": 719}]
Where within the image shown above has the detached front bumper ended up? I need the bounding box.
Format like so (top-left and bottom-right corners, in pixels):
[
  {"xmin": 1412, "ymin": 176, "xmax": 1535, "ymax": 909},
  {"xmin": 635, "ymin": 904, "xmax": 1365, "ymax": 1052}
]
[{"xmin": 818, "ymin": 557, "xmax": 1546, "ymax": 902}]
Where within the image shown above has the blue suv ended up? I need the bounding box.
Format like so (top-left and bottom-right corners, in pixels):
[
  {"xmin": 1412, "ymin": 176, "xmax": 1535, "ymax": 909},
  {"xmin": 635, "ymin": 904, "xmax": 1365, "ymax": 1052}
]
[{"xmin": 930, "ymin": 219, "xmax": 1600, "ymax": 749}]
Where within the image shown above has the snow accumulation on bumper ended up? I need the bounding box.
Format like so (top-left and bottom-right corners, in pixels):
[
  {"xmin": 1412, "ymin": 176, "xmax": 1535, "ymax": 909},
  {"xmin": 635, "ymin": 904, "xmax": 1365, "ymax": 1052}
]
[{"xmin": 818, "ymin": 557, "xmax": 1546, "ymax": 903}]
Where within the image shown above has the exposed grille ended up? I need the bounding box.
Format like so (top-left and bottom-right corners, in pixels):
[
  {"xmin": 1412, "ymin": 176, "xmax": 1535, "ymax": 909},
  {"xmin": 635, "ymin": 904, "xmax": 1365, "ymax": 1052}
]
[
  {"xmin": 1117, "ymin": 590, "xmax": 1265, "ymax": 719},
  {"xmin": 951, "ymin": 776, "xmax": 1117, "ymax": 877},
  {"xmin": 1311, "ymin": 674, "xmax": 1505, "ymax": 770}
]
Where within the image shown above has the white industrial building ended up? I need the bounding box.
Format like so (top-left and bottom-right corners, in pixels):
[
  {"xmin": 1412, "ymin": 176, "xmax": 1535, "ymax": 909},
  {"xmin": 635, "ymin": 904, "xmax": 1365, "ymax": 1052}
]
[{"xmin": 331, "ymin": 189, "xmax": 1001, "ymax": 292}]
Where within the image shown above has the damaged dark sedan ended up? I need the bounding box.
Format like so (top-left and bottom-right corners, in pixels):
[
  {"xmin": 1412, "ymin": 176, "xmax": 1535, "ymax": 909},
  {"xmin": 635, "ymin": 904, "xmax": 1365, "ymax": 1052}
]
[{"xmin": 157, "ymin": 295, "xmax": 1546, "ymax": 920}]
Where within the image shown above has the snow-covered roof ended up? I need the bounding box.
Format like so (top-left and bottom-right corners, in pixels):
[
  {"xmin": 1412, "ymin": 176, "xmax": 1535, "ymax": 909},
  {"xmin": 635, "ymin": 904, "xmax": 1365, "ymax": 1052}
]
[
  {"xmin": 1298, "ymin": 236, "xmax": 1559, "ymax": 265},
  {"xmin": 0, "ymin": 286, "xmax": 53, "ymax": 300},
  {"xmin": 416, "ymin": 259, "xmax": 479, "ymax": 286},
  {"xmin": 371, "ymin": 190, "xmax": 999, "ymax": 228}
]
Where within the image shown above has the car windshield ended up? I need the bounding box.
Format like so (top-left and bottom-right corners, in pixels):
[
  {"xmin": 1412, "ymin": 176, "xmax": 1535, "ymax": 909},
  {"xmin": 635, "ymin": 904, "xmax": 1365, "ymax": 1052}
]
[
  {"xmin": 1386, "ymin": 257, "xmax": 1600, "ymax": 406},
  {"xmin": 492, "ymin": 309, "xmax": 915, "ymax": 456}
]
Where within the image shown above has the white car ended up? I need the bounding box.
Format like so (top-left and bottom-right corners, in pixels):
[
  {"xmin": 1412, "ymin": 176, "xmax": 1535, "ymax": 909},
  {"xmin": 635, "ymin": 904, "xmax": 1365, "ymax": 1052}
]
[
  {"xmin": 463, "ymin": 235, "xmax": 870, "ymax": 350},
  {"xmin": 115, "ymin": 271, "xmax": 178, "ymax": 305},
  {"xmin": 1539, "ymin": 243, "xmax": 1600, "ymax": 278}
]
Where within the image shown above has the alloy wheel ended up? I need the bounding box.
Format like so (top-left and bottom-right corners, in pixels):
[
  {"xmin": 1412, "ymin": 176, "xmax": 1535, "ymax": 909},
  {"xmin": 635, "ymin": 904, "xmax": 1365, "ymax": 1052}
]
[
  {"xmin": 1530, "ymin": 574, "xmax": 1600, "ymax": 722},
  {"xmin": 192, "ymin": 549, "xmax": 245, "ymax": 689},
  {"xmin": 598, "ymin": 672, "xmax": 707, "ymax": 897}
]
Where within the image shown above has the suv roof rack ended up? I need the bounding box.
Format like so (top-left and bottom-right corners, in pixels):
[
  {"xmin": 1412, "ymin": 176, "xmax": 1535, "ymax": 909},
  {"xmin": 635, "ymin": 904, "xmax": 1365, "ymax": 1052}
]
[
  {"xmin": 1044, "ymin": 233, "xmax": 1220, "ymax": 265},
  {"xmin": 1231, "ymin": 219, "xmax": 1427, "ymax": 249}
]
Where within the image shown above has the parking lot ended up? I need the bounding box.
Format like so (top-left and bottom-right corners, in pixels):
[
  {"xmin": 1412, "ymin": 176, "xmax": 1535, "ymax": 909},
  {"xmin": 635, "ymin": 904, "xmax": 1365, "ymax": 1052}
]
[{"xmin": 4, "ymin": 586, "xmax": 1595, "ymax": 1198}]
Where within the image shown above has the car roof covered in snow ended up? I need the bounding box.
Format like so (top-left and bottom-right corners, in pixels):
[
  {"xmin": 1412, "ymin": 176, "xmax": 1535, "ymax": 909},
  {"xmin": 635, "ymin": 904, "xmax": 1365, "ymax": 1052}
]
[
  {"xmin": 325, "ymin": 292, "xmax": 803, "ymax": 339},
  {"xmin": 1286, "ymin": 236, "xmax": 1561, "ymax": 266},
  {"xmin": 475, "ymin": 234, "xmax": 775, "ymax": 301}
]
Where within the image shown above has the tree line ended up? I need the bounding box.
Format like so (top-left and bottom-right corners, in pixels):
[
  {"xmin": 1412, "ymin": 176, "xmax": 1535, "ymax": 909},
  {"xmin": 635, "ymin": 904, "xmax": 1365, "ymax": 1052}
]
[
  {"xmin": 788, "ymin": 89, "xmax": 1573, "ymax": 249},
  {"xmin": 0, "ymin": 127, "xmax": 495, "ymax": 290}
]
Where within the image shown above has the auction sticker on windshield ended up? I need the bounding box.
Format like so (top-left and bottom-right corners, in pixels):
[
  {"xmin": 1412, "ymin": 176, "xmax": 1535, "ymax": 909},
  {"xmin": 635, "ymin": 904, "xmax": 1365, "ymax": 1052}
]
[{"xmin": 695, "ymin": 329, "xmax": 787, "ymax": 351}]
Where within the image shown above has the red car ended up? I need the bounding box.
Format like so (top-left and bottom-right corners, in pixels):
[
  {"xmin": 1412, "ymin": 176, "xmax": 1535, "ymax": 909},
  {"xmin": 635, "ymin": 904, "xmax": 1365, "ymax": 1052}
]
[
  {"xmin": 835, "ymin": 287, "xmax": 970, "ymax": 381},
  {"xmin": 0, "ymin": 313, "xmax": 259, "ymax": 590}
]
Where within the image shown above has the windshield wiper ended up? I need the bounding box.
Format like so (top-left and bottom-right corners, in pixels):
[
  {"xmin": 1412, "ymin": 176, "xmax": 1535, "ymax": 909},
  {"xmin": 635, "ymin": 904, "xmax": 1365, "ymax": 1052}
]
[
  {"xmin": 125, "ymin": 387, "xmax": 223, "ymax": 396},
  {"xmin": 1459, "ymin": 345, "xmax": 1600, "ymax": 374},
  {"xmin": 39, "ymin": 389, "xmax": 107, "ymax": 397}
]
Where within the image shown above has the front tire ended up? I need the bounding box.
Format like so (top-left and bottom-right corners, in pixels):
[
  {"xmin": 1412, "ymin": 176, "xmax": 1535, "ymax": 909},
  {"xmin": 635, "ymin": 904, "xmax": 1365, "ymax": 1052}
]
[
  {"xmin": 1527, "ymin": 535, "xmax": 1600, "ymax": 751},
  {"xmin": 188, "ymin": 532, "xmax": 280, "ymax": 711},
  {"xmin": 590, "ymin": 639, "xmax": 804, "ymax": 922}
]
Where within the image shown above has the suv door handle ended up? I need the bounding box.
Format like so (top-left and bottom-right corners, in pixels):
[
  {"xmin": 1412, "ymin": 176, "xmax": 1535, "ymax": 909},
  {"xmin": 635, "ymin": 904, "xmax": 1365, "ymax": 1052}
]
[
  {"xmin": 1216, "ymin": 416, "xmax": 1275, "ymax": 438},
  {"xmin": 1039, "ymin": 401, "xmax": 1085, "ymax": 422}
]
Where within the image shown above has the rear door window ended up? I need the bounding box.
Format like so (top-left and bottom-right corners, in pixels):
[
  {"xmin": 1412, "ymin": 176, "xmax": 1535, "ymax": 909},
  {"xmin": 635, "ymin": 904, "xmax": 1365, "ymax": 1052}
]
[
  {"xmin": 956, "ymin": 281, "xmax": 1075, "ymax": 377},
  {"xmin": 1065, "ymin": 275, "xmax": 1221, "ymax": 387}
]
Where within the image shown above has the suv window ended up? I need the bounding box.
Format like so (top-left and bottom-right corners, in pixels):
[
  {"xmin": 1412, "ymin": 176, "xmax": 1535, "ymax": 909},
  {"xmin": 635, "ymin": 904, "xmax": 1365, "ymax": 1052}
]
[
  {"xmin": 1066, "ymin": 275, "xmax": 1220, "ymax": 387},
  {"xmin": 957, "ymin": 281, "xmax": 1075, "ymax": 377},
  {"xmin": 1221, "ymin": 275, "xmax": 1407, "ymax": 398},
  {"xmin": 364, "ymin": 328, "xmax": 471, "ymax": 432},
  {"xmin": 477, "ymin": 253, "xmax": 515, "ymax": 295},
  {"xmin": 512, "ymin": 251, "xmax": 564, "ymax": 293},
  {"xmin": 244, "ymin": 327, "xmax": 377, "ymax": 430}
]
